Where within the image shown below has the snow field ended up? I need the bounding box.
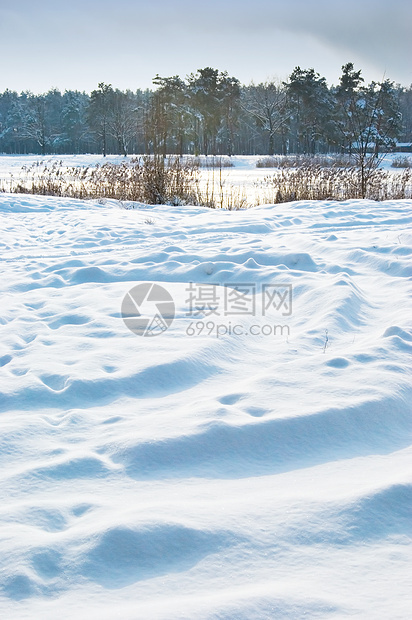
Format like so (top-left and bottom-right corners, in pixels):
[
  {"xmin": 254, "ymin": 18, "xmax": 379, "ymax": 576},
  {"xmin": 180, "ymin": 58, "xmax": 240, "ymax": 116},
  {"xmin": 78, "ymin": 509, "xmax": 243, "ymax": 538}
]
[{"xmin": 0, "ymin": 189, "xmax": 411, "ymax": 619}]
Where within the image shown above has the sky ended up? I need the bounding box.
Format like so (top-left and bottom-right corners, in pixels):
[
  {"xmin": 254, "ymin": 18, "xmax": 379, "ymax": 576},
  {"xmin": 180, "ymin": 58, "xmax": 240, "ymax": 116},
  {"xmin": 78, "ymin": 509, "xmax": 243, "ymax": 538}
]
[{"xmin": 1, "ymin": 0, "xmax": 411, "ymax": 94}]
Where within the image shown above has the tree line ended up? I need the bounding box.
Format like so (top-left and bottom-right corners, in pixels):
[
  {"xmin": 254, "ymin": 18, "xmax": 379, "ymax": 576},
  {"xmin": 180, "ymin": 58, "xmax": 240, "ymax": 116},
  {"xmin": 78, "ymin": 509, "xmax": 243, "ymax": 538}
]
[{"xmin": 0, "ymin": 64, "xmax": 411, "ymax": 157}]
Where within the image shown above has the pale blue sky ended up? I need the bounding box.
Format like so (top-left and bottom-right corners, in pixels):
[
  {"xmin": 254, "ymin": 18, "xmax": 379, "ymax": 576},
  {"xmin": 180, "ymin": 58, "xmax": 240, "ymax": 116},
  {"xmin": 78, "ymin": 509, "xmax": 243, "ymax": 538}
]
[{"xmin": 1, "ymin": 0, "xmax": 411, "ymax": 93}]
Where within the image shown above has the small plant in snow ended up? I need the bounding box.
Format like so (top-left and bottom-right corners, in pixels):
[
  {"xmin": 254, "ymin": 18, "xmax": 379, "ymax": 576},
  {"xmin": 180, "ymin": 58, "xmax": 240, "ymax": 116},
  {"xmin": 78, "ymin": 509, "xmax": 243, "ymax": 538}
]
[{"xmin": 323, "ymin": 329, "xmax": 329, "ymax": 353}]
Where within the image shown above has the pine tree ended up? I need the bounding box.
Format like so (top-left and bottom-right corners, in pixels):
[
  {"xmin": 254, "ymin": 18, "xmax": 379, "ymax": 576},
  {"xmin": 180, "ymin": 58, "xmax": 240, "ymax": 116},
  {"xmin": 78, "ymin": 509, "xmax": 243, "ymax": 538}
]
[
  {"xmin": 88, "ymin": 83, "xmax": 114, "ymax": 157},
  {"xmin": 284, "ymin": 67, "xmax": 334, "ymax": 153}
]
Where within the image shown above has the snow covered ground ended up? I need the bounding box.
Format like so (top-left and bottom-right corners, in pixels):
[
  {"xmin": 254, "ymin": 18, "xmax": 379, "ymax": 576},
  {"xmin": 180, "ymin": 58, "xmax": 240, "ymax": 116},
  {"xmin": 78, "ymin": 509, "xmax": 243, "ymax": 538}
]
[{"xmin": 1, "ymin": 181, "xmax": 412, "ymax": 618}]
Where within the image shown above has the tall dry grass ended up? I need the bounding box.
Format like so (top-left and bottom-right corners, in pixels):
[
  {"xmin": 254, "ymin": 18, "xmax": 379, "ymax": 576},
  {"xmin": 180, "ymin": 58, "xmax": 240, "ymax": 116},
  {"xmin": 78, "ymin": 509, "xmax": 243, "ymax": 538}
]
[
  {"xmin": 3, "ymin": 157, "xmax": 200, "ymax": 205},
  {"xmin": 2, "ymin": 157, "xmax": 411, "ymax": 208},
  {"xmin": 255, "ymin": 164, "xmax": 412, "ymax": 203},
  {"xmin": 1, "ymin": 156, "xmax": 245, "ymax": 210}
]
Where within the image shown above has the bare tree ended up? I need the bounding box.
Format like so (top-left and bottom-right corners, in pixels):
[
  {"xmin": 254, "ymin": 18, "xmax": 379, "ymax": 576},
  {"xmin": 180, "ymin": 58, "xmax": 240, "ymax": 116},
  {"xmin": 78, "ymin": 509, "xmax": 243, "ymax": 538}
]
[
  {"xmin": 242, "ymin": 81, "xmax": 288, "ymax": 155},
  {"xmin": 108, "ymin": 90, "xmax": 137, "ymax": 156}
]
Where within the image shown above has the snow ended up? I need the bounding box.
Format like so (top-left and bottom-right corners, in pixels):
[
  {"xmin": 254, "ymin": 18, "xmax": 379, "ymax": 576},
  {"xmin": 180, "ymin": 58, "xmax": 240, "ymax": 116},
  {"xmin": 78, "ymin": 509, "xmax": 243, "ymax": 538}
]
[{"xmin": 0, "ymin": 174, "xmax": 412, "ymax": 618}]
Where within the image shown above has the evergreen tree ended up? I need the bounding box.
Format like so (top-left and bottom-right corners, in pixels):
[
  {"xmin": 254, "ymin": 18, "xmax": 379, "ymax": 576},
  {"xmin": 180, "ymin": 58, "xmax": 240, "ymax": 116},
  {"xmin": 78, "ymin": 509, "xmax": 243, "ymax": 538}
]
[
  {"xmin": 335, "ymin": 62, "xmax": 364, "ymax": 154},
  {"xmin": 284, "ymin": 67, "xmax": 334, "ymax": 153},
  {"xmin": 0, "ymin": 90, "xmax": 20, "ymax": 153},
  {"xmin": 151, "ymin": 75, "xmax": 187, "ymax": 157},
  {"xmin": 61, "ymin": 90, "xmax": 91, "ymax": 153},
  {"xmin": 398, "ymin": 85, "xmax": 412, "ymax": 144},
  {"xmin": 88, "ymin": 83, "xmax": 114, "ymax": 156},
  {"xmin": 187, "ymin": 68, "xmax": 240, "ymax": 155},
  {"xmin": 219, "ymin": 75, "xmax": 240, "ymax": 156}
]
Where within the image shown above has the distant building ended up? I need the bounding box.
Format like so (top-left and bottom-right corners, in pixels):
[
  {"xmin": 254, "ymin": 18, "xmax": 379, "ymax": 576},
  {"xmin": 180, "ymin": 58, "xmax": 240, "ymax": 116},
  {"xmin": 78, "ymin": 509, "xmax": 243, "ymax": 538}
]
[{"xmin": 394, "ymin": 143, "xmax": 412, "ymax": 152}]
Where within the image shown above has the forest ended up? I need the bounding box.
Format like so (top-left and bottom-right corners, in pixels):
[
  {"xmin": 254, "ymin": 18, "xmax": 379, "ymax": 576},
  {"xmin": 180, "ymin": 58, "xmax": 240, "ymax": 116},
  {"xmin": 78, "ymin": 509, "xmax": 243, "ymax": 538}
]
[{"xmin": 0, "ymin": 64, "xmax": 411, "ymax": 157}]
